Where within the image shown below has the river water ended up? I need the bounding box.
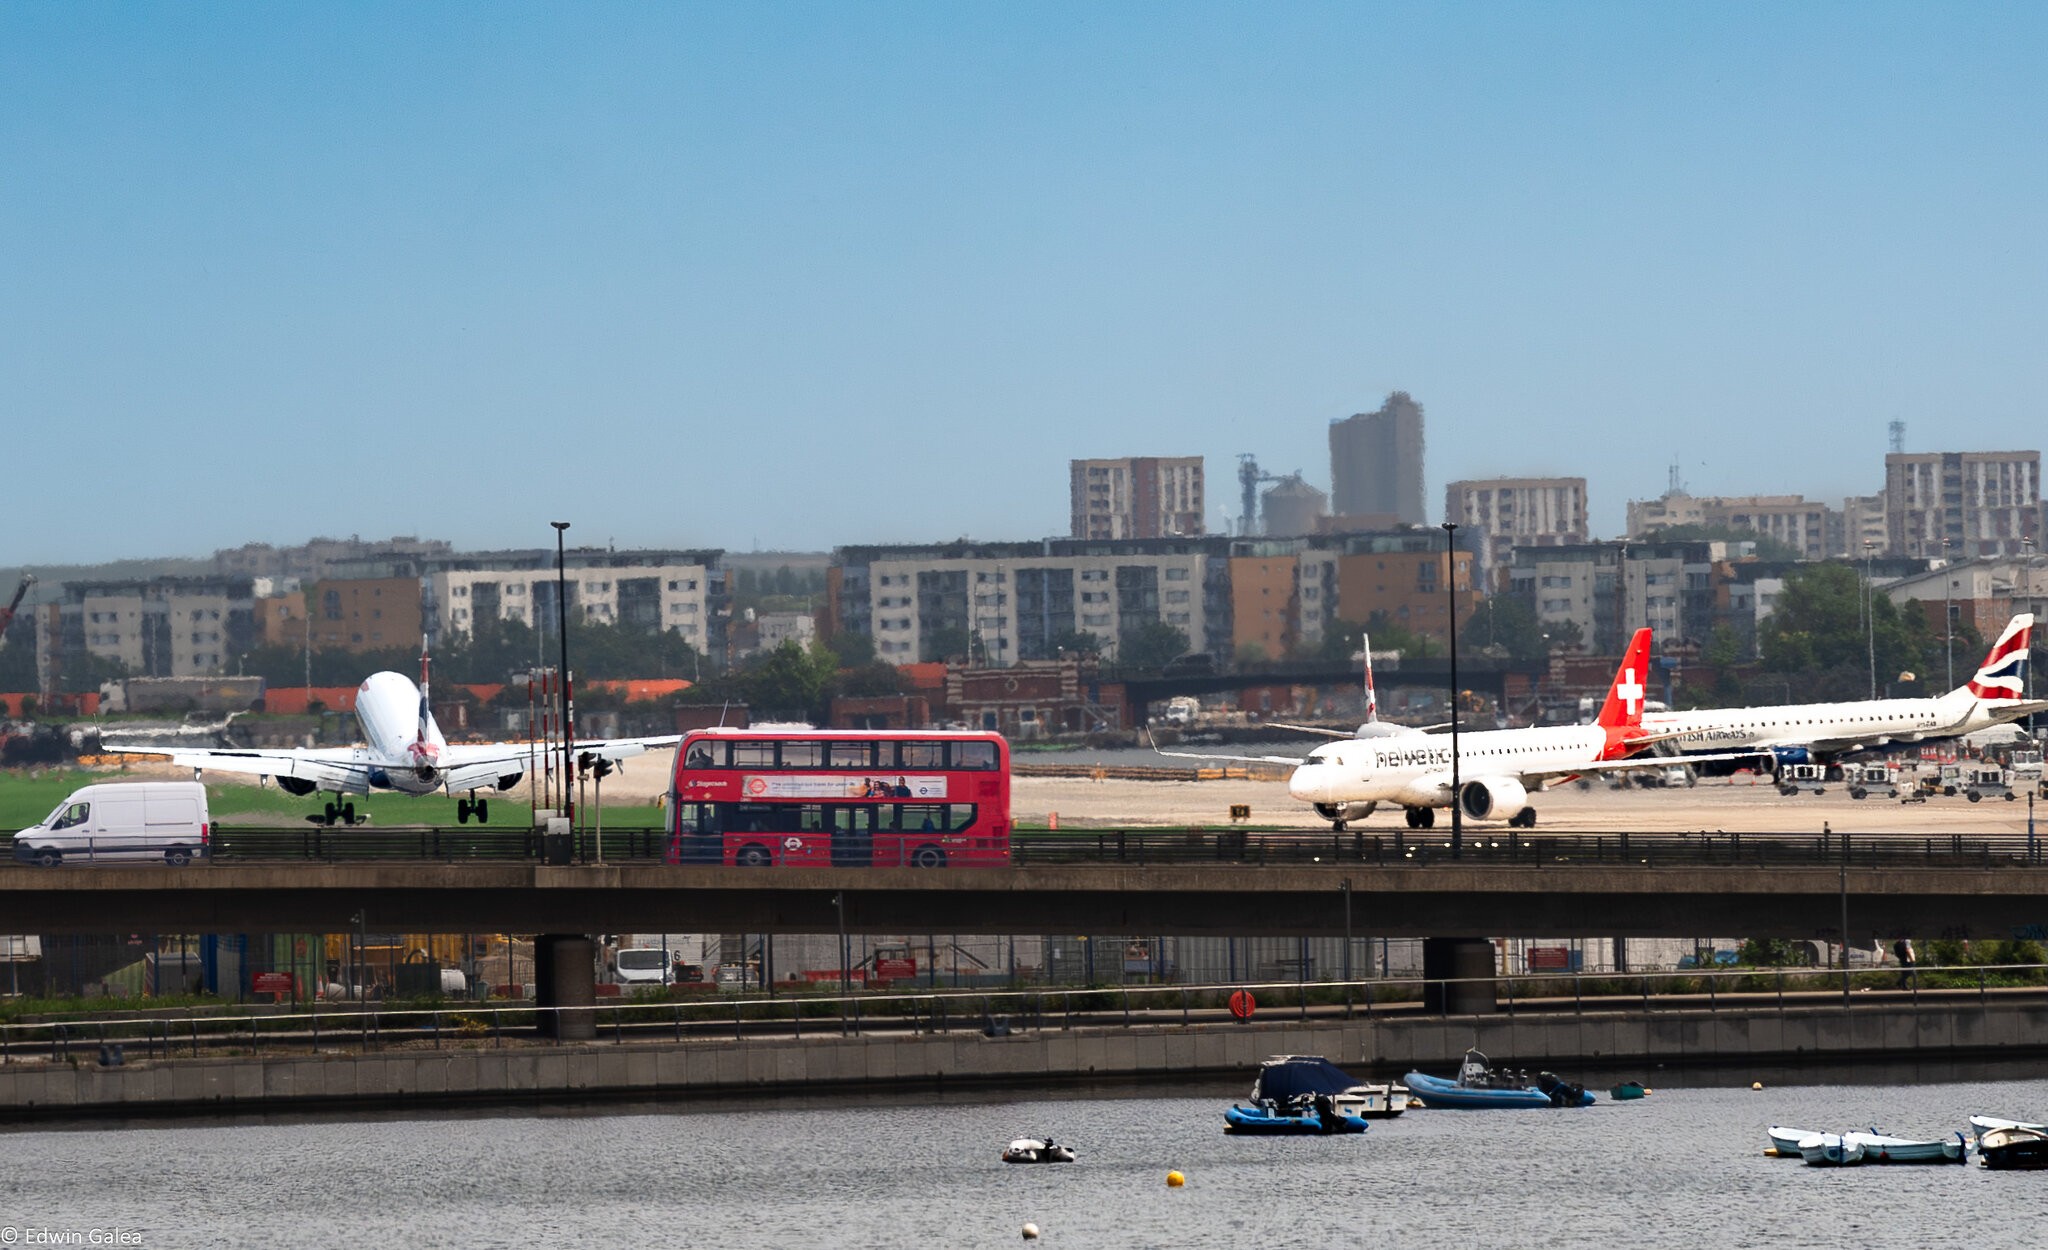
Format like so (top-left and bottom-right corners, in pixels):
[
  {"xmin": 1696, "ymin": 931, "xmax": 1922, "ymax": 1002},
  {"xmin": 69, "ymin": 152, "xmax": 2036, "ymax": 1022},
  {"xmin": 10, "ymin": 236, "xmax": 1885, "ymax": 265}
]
[{"xmin": 6, "ymin": 1069, "xmax": 2046, "ymax": 1249}]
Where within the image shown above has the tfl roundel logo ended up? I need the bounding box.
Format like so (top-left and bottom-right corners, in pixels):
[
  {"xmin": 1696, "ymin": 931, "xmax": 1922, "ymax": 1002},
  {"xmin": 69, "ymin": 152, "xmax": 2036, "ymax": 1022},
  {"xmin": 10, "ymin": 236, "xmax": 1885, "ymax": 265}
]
[{"xmin": 746, "ymin": 777, "xmax": 768, "ymax": 796}]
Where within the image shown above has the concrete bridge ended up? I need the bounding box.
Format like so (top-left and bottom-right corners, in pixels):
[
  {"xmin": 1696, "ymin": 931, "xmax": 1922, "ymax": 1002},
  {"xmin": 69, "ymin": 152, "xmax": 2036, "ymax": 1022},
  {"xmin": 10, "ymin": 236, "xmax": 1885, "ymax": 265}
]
[{"xmin": 8, "ymin": 860, "xmax": 2047, "ymax": 942}]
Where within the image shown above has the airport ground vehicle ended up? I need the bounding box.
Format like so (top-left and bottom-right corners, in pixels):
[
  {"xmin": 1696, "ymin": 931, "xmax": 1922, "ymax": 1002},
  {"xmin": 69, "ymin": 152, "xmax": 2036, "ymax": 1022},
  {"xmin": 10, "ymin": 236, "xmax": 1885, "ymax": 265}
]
[
  {"xmin": 1777, "ymin": 763, "xmax": 1830, "ymax": 796},
  {"xmin": 666, "ymin": 728, "xmax": 1011, "ymax": 868},
  {"xmin": 12, "ymin": 781, "xmax": 210, "ymax": 867},
  {"xmin": 1848, "ymin": 764, "xmax": 1902, "ymax": 800},
  {"xmin": 1963, "ymin": 766, "xmax": 2016, "ymax": 802}
]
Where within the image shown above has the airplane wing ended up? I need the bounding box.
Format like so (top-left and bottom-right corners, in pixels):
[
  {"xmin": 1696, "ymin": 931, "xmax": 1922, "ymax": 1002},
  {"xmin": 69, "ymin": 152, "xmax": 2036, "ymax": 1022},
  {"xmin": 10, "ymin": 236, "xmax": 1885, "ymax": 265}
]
[
  {"xmin": 1516, "ymin": 749, "xmax": 1772, "ymax": 787},
  {"xmin": 1148, "ymin": 734, "xmax": 1307, "ymax": 767},
  {"xmin": 438, "ymin": 735, "xmax": 681, "ymax": 788},
  {"xmin": 114, "ymin": 745, "xmax": 376, "ymax": 795}
]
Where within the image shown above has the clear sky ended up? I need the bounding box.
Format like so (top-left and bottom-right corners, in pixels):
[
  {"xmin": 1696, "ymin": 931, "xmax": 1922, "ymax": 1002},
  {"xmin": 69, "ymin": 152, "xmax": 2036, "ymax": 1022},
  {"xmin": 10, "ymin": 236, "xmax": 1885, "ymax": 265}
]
[{"xmin": 6, "ymin": 3, "xmax": 2045, "ymax": 564}]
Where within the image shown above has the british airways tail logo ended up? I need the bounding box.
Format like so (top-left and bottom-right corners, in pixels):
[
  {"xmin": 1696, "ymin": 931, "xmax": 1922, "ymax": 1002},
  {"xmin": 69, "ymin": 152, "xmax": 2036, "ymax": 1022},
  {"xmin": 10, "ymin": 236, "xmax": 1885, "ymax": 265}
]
[{"xmin": 1968, "ymin": 622, "xmax": 2032, "ymax": 700}]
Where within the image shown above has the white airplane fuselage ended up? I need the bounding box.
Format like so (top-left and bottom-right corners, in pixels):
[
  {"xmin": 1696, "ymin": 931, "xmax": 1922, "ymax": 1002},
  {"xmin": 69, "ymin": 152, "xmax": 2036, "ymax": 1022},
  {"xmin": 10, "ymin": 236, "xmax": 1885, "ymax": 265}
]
[
  {"xmin": 352, "ymin": 671, "xmax": 450, "ymax": 794},
  {"xmin": 1641, "ymin": 689, "xmax": 1988, "ymax": 759},
  {"xmin": 1287, "ymin": 723, "xmax": 1623, "ymax": 811}
]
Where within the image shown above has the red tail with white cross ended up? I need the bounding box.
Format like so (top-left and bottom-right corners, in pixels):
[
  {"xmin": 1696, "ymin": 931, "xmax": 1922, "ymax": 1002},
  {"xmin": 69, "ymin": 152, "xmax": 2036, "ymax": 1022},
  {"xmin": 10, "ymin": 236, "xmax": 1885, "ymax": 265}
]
[{"xmin": 1593, "ymin": 628, "xmax": 1655, "ymax": 729}]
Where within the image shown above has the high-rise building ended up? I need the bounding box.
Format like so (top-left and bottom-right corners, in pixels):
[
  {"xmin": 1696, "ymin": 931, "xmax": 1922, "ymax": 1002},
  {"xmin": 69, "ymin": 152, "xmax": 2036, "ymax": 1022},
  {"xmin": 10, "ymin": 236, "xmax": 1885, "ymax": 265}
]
[
  {"xmin": 1447, "ymin": 477, "xmax": 1589, "ymax": 587},
  {"xmin": 1328, "ymin": 392, "xmax": 1426, "ymax": 525},
  {"xmin": 1069, "ymin": 457, "xmax": 1206, "ymax": 540},
  {"xmin": 1884, "ymin": 451, "xmax": 2041, "ymax": 558},
  {"xmin": 1627, "ymin": 489, "xmax": 1834, "ymax": 560}
]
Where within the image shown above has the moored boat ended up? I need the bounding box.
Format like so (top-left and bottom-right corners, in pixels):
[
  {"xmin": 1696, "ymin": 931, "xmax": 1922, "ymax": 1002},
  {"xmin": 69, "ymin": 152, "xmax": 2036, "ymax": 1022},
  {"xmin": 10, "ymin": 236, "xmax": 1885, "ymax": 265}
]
[
  {"xmin": 1002, "ymin": 1137, "xmax": 1075, "ymax": 1164},
  {"xmin": 1610, "ymin": 1081, "xmax": 1650, "ymax": 1101},
  {"xmin": 1979, "ymin": 1126, "xmax": 2048, "ymax": 1171},
  {"xmin": 1402, "ymin": 1049, "xmax": 1593, "ymax": 1110},
  {"xmin": 1223, "ymin": 1056, "xmax": 1394, "ymax": 1135},
  {"xmin": 1970, "ymin": 1114, "xmax": 2047, "ymax": 1144},
  {"xmin": 1842, "ymin": 1131, "xmax": 1966, "ymax": 1164},
  {"xmin": 1798, "ymin": 1133, "xmax": 1864, "ymax": 1166},
  {"xmin": 1767, "ymin": 1126, "xmax": 1824, "ymax": 1157}
]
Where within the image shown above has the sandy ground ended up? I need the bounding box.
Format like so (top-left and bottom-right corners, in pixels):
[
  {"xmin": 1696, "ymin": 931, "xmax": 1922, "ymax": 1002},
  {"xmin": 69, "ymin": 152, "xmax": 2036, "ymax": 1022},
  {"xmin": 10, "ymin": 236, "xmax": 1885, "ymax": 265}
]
[{"xmin": 1013, "ymin": 772, "xmax": 2048, "ymax": 836}]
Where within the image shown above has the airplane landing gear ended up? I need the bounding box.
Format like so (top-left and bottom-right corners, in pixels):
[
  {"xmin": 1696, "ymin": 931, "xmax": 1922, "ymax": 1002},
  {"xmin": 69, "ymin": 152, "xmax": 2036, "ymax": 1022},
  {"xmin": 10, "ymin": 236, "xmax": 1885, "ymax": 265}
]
[
  {"xmin": 1510, "ymin": 808, "xmax": 1537, "ymax": 829},
  {"xmin": 457, "ymin": 797, "xmax": 491, "ymax": 824},
  {"xmin": 1403, "ymin": 807, "xmax": 1437, "ymax": 829},
  {"xmin": 319, "ymin": 800, "xmax": 358, "ymax": 827}
]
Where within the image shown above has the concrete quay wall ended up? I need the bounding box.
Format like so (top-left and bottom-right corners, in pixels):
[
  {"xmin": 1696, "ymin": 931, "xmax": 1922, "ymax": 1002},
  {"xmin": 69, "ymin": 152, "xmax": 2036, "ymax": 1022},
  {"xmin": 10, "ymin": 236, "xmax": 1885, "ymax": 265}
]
[{"xmin": 3, "ymin": 1002, "xmax": 2044, "ymax": 1121}]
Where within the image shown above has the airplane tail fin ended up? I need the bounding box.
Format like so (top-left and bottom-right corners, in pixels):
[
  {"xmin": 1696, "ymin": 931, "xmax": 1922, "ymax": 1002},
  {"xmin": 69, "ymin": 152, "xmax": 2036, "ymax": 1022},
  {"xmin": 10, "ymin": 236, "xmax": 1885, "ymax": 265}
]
[
  {"xmin": 417, "ymin": 641, "xmax": 433, "ymax": 745},
  {"xmin": 1360, "ymin": 632, "xmax": 1379, "ymax": 725},
  {"xmin": 1594, "ymin": 629, "xmax": 1655, "ymax": 729},
  {"xmin": 1962, "ymin": 613, "xmax": 2033, "ymax": 703}
]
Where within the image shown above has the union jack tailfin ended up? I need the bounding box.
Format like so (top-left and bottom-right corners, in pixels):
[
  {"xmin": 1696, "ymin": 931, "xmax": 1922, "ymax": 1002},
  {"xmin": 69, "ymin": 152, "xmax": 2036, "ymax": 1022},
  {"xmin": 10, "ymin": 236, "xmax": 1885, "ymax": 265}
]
[{"xmin": 1965, "ymin": 614, "xmax": 2033, "ymax": 702}]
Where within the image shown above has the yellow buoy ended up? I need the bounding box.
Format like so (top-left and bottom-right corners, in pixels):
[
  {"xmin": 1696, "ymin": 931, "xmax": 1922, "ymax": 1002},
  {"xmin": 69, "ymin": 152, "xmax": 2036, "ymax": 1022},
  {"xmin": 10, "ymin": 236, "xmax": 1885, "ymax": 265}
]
[
  {"xmin": 1751, "ymin": 1081, "xmax": 1764, "ymax": 1091},
  {"xmin": 1022, "ymin": 1223, "xmax": 1041, "ymax": 1240},
  {"xmin": 1166, "ymin": 1170, "xmax": 1185, "ymax": 1188}
]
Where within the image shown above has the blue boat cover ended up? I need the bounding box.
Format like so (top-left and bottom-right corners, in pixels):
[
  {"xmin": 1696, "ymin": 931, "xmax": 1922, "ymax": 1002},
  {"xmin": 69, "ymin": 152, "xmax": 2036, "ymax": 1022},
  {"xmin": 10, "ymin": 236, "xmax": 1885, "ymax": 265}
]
[{"xmin": 1252, "ymin": 1057, "xmax": 1360, "ymax": 1103}]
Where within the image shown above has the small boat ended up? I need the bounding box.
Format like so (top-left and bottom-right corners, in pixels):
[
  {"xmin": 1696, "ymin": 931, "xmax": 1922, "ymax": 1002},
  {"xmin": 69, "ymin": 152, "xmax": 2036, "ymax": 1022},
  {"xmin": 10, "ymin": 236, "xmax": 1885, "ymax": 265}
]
[
  {"xmin": 1222, "ymin": 1056, "xmax": 1399, "ymax": 1135},
  {"xmin": 1979, "ymin": 1126, "xmax": 2048, "ymax": 1171},
  {"xmin": 1843, "ymin": 1131, "xmax": 1966, "ymax": 1164},
  {"xmin": 1002, "ymin": 1137, "xmax": 1075, "ymax": 1164},
  {"xmin": 1767, "ymin": 1126, "xmax": 1824, "ymax": 1157},
  {"xmin": 1223, "ymin": 1098, "xmax": 1370, "ymax": 1136},
  {"xmin": 1402, "ymin": 1049, "xmax": 1593, "ymax": 1110},
  {"xmin": 1970, "ymin": 1115, "xmax": 2048, "ymax": 1145},
  {"xmin": 1610, "ymin": 1081, "xmax": 1650, "ymax": 1101},
  {"xmin": 1798, "ymin": 1133, "xmax": 1864, "ymax": 1166}
]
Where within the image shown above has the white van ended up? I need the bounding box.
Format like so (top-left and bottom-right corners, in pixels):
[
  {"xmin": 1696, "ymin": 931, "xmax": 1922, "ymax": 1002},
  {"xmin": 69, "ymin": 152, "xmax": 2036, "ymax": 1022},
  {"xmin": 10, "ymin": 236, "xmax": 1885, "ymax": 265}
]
[
  {"xmin": 612, "ymin": 947, "xmax": 673, "ymax": 987},
  {"xmin": 13, "ymin": 781, "xmax": 211, "ymax": 867}
]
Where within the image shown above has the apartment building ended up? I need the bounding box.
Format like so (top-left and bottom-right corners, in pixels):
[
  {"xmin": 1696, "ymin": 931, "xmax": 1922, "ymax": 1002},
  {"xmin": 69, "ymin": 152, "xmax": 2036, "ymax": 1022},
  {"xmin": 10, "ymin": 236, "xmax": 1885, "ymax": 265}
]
[
  {"xmin": 1329, "ymin": 392, "xmax": 1426, "ymax": 526},
  {"xmin": 42, "ymin": 576, "xmax": 255, "ymax": 681},
  {"xmin": 1447, "ymin": 477, "xmax": 1589, "ymax": 587},
  {"xmin": 1885, "ymin": 450, "xmax": 2041, "ymax": 558},
  {"xmin": 1069, "ymin": 457, "xmax": 1206, "ymax": 540}
]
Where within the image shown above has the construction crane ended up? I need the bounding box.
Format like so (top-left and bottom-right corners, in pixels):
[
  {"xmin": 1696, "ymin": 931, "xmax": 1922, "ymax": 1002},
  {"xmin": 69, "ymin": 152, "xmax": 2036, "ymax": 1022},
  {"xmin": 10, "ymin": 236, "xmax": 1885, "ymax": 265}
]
[
  {"xmin": 1236, "ymin": 454, "xmax": 1288, "ymax": 537},
  {"xmin": 0, "ymin": 574, "xmax": 32, "ymax": 648}
]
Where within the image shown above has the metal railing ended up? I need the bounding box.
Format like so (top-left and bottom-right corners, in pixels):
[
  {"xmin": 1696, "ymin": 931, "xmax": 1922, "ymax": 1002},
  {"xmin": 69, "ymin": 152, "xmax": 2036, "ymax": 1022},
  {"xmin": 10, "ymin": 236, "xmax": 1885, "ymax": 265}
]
[{"xmin": 5, "ymin": 963, "xmax": 2043, "ymax": 1064}]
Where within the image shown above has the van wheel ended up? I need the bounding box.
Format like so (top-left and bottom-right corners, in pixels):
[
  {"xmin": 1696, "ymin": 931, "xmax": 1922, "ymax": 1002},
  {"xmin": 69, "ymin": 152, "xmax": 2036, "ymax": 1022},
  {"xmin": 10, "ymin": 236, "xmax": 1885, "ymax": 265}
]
[
  {"xmin": 736, "ymin": 844, "xmax": 771, "ymax": 867},
  {"xmin": 911, "ymin": 845, "xmax": 947, "ymax": 868},
  {"xmin": 1968, "ymin": 791, "xmax": 1983, "ymax": 803},
  {"xmin": 34, "ymin": 848, "xmax": 60, "ymax": 868},
  {"xmin": 1850, "ymin": 787, "xmax": 1866, "ymax": 800},
  {"xmin": 165, "ymin": 847, "xmax": 192, "ymax": 867}
]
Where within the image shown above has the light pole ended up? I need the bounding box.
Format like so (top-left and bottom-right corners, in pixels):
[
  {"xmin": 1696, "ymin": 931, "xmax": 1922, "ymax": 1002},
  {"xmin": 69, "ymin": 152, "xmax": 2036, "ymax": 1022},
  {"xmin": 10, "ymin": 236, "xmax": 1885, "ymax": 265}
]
[
  {"xmin": 1944, "ymin": 540, "xmax": 1957, "ymax": 690},
  {"xmin": 1442, "ymin": 521, "xmax": 1462, "ymax": 860},
  {"xmin": 552, "ymin": 521, "xmax": 575, "ymax": 833},
  {"xmin": 1863, "ymin": 540, "xmax": 1877, "ymax": 700}
]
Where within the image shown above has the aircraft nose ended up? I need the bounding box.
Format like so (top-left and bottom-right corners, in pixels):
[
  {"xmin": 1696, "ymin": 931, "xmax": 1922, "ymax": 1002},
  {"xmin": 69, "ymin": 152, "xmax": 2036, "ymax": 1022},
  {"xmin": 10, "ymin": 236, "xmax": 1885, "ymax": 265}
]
[{"xmin": 1287, "ymin": 762, "xmax": 1329, "ymax": 804}]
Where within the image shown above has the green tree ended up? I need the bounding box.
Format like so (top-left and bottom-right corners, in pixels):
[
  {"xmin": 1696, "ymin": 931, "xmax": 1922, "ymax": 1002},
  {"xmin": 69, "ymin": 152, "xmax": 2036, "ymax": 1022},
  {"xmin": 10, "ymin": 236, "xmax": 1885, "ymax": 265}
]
[
  {"xmin": 738, "ymin": 640, "xmax": 839, "ymax": 719},
  {"xmin": 1117, "ymin": 621, "xmax": 1190, "ymax": 672},
  {"xmin": 1759, "ymin": 563, "xmax": 1933, "ymax": 701},
  {"xmin": 825, "ymin": 630, "xmax": 877, "ymax": 668},
  {"xmin": 1048, "ymin": 629, "xmax": 1105, "ymax": 658},
  {"xmin": 1460, "ymin": 596, "xmax": 1553, "ymax": 665}
]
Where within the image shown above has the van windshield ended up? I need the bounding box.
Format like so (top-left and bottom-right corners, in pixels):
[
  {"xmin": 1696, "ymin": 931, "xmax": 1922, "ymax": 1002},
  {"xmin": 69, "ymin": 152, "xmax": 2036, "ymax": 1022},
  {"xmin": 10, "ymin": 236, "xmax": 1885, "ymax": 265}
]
[
  {"xmin": 47, "ymin": 802, "xmax": 88, "ymax": 830},
  {"xmin": 616, "ymin": 950, "xmax": 668, "ymax": 971}
]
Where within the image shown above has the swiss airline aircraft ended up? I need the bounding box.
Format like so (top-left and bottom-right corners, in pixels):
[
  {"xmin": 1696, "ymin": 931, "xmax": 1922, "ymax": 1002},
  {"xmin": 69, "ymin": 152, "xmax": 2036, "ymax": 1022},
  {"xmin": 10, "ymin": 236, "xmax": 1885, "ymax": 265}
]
[
  {"xmin": 1641, "ymin": 613, "xmax": 2044, "ymax": 764},
  {"xmin": 1163, "ymin": 629, "xmax": 1752, "ymax": 829},
  {"xmin": 121, "ymin": 658, "xmax": 677, "ymax": 825}
]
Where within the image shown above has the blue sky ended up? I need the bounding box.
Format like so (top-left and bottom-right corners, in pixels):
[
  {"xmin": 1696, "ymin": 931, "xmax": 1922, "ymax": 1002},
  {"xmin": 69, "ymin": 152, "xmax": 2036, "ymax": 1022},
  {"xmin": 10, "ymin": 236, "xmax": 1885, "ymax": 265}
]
[{"xmin": 7, "ymin": 3, "xmax": 2045, "ymax": 563}]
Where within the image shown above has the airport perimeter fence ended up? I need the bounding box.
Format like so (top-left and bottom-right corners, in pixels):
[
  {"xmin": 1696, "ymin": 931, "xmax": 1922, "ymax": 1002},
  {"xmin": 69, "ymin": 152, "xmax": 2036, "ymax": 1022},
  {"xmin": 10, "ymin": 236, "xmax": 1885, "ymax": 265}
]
[{"xmin": 7, "ymin": 964, "xmax": 2047, "ymax": 1064}]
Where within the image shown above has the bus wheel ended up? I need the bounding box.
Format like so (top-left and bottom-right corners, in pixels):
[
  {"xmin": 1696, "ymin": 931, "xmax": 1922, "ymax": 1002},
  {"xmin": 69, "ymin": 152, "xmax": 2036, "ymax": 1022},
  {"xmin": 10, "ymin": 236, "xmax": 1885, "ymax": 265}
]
[
  {"xmin": 737, "ymin": 844, "xmax": 771, "ymax": 867},
  {"xmin": 165, "ymin": 847, "xmax": 191, "ymax": 867},
  {"xmin": 911, "ymin": 845, "xmax": 947, "ymax": 869}
]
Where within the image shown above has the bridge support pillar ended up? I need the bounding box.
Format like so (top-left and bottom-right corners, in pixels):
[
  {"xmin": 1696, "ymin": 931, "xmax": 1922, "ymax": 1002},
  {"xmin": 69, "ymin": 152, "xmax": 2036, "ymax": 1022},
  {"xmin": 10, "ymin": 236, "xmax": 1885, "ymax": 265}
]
[
  {"xmin": 534, "ymin": 934, "xmax": 597, "ymax": 1041},
  {"xmin": 1423, "ymin": 937, "xmax": 1496, "ymax": 1015}
]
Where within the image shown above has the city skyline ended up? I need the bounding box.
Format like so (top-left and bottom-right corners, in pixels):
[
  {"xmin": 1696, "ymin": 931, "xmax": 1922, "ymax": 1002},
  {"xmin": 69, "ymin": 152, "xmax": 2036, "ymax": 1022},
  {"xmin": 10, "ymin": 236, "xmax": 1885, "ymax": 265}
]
[{"xmin": 10, "ymin": 5, "xmax": 2047, "ymax": 563}]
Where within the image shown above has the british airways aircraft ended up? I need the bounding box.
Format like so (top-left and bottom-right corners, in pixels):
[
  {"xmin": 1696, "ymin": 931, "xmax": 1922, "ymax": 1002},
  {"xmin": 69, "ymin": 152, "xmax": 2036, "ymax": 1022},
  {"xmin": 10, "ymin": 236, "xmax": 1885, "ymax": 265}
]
[
  {"xmin": 1162, "ymin": 629, "xmax": 1755, "ymax": 829},
  {"xmin": 1640, "ymin": 613, "xmax": 2044, "ymax": 765},
  {"xmin": 120, "ymin": 655, "xmax": 677, "ymax": 825}
]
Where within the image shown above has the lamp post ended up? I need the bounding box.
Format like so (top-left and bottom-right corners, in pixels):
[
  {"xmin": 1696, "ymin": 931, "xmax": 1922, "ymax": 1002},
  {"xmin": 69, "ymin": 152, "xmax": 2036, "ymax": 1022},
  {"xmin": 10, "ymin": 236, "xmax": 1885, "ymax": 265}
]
[
  {"xmin": 1944, "ymin": 539, "xmax": 1958, "ymax": 690},
  {"xmin": 1442, "ymin": 521, "xmax": 1462, "ymax": 860},
  {"xmin": 551, "ymin": 521, "xmax": 575, "ymax": 832},
  {"xmin": 1863, "ymin": 540, "xmax": 1877, "ymax": 700}
]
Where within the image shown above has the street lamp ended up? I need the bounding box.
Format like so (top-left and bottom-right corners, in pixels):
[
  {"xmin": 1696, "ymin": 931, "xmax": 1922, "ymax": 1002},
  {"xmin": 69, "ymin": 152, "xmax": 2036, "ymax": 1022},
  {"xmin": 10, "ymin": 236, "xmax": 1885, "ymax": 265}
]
[
  {"xmin": 1862, "ymin": 540, "xmax": 1877, "ymax": 700},
  {"xmin": 1944, "ymin": 540, "xmax": 1957, "ymax": 690},
  {"xmin": 552, "ymin": 521, "xmax": 575, "ymax": 832},
  {"xmin": 1442, "ymin": 521, "xmax": 1462, "ymax": 860}
]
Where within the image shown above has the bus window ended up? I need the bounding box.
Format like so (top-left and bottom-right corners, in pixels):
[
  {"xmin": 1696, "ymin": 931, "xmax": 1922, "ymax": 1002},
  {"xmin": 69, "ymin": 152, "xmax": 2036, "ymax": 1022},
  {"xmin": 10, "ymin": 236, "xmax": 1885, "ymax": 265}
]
[
  {"xmin": 946, "ymin": 804, "xmax": 975, "ymax": 831},
  {"xmin": 828, "ymin": 740, "xmax": 875, "ymax": 769},
  {"xmin": 781, "ymin": 741, "xmax": 825, "ymax": 768},
  {"xmin": 953, "ymin": 741, "xmax": 998, "ymax": 770},
  {"xmin": 798, "ymin": 804, "xmax": 828, "ymax": 831},
  {"xmin": 684, "ymin": 741, "xmax": 717, "ymax": 769},
  {"xmin": 730, "ymin": 741, "xmax": 777, "ymax": 767},
  {"xmin": 901, "ymin": 804, "xmax": 943, "ymax": 832},
  {"xmin": 898, "ymin": 741, "xmax": 944, "ymax": 769}
]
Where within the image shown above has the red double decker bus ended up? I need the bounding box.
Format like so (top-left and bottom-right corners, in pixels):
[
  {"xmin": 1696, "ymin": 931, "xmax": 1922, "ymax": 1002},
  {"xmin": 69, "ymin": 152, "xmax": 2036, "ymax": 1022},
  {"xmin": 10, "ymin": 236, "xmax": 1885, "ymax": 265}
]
[{"xmin": 666, "ymin": 728, "xmax": 1011, "ymax": 868}]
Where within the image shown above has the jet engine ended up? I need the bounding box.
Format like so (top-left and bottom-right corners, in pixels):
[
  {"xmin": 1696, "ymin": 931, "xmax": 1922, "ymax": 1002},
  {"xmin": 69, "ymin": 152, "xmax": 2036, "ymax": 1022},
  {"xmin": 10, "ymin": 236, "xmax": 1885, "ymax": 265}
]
[
  {"xmin": 414, "ymin": 764, "xmax": 440, "ymax": 784},
  {"xmin": 277, "ymin": 777, "xmax": 318, "ymax": 797},
  {"xmin": 1458, "ymin": 777, "xmax": 1529, "ymax": 821},
  {"xmin": 1313, "ymin": 801, "xmax": 1378, "ymax": 825}
]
